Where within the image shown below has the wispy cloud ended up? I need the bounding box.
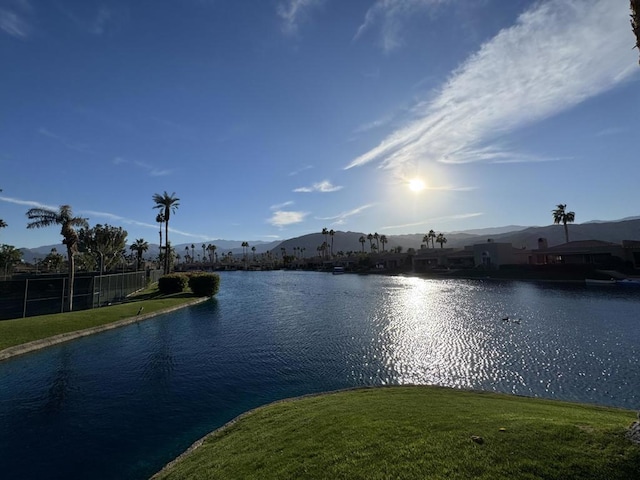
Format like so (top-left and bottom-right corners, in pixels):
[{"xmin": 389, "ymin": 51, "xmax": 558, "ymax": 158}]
[
  {"xmin": 294, "ymin": 180, "xmax": 342, "ymax": 193},
  {"xmin": 288, "ymin": 165, "xmax": 313, "ymax": 176},
  {"xmin": 277, "ymin": 0, "xmax": 324, "ymax": 36},
  {"xmin": 38, "ymin": 127, "xmax": 92, "ymax": 154},
  {"xmin": 0, "ymin": 195, "xmax": 57, "ymax": 211},
  {"xmin": 0, "ymin": 1, "xmax": 32, "ymax": 39},
  {"xmin": 268, "ymin": 210, "xmax": 309, "ymax": 227},
  {"xmin": 55, "ymin": 3, "xmax": 128, "ymax": 36},
  {"xmin": 270, "ymin": 201, "xmax": 294, "ymax": 210},
  {"xmin": 80, "ymin": 210, "xmax": 208, "ymax": 239},
  {"xmin": 596, "ymin": 126, "xmax": 628, "ymax": 137},
  {"xmin": 354, "ymin": 0, "xmax": 450, "ymax": 52},
  {"xmin": 316, "ymin": 203, "xmax": 375, "ymax": 225},
  {"xmin": 347, "ymin": 0, "xmax": 636, "ymax": 170},
  {"xmin": 381, "ymin": 212, "xmax": 484, "ymax": 230}
]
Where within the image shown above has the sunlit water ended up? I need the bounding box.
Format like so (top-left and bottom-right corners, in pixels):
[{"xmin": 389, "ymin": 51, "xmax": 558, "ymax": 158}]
[{"xmin": 1, "ymin": 271, "xmax": 639, "ymax": 479}]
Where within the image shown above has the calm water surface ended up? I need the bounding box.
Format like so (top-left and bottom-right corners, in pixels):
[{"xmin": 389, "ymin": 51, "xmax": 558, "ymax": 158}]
[{"xmin": 1, "ymin": 271, "xmax": 639, "ymax": 479}]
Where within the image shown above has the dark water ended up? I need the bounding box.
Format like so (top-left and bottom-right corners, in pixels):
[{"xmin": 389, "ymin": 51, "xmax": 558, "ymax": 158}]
[{"xmin": 1, "ymin": 271, "xmax": 639, "ymax": 479}]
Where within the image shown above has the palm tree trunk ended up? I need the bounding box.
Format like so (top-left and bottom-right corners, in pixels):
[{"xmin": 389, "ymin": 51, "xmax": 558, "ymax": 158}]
[
  {"xmin": 564, "ymin": 222, "xmax": 569, "ymax": 243},
  {"xmin": 165, "ymin": 221, "xmax": 170, "ymax": 274},
  {"xmin": 66, "ymin": 245, "xmax": 75, "ymax": 312}
]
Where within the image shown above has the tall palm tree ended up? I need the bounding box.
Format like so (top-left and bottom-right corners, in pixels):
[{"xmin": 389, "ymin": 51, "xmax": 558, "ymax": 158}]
[
  {"xmin": 26, "ymin": 205, "xmax": 88, "ymax": 311},
  {"xmin": 202, "ymin": 243, "xmax": 206, "ymax": 261},
  {"xmin": 428, "ymin": 230, "xmax": 436, "ymax": 248},
  {"xmin": 374, "ymin": 232, "xmax": 380, "ymax": 251},
  {"xmin": 552, "ymin": 204, "xmax": 575, "ymax": 243},
  {"xmin": 359, "ymin": 235, "xmax": 366, "ymax": 253},
  {"xmin": 130, "ymin": 238, "xmax": 149, "ymax": 270},
  {"xmin": 422, "ymin": 234, "xmax": 429, "ymax": 249},
  {"xmin": 329, "ymin": 229, "xmax": 335, "ymax": 258},
  {"xmin": 380, "ymin": 234, "xmax": 387, "ymax": 252},
  {"xmin": 251, "ymin": 245, "xmax": 256, "ymax": 261},
  {"xmin": 184, "ymin": 246, "xmax": 190, "ymax": 263},
  {"xmin": 155, "ymin": 213, "xmax": 164, "ymax": 254},
  {"xmin": 152, "ymin": 192, "xmax": 179, "ymax": 274},
  {"xmin": 436, "ymin": 233, "xmax": 447, "ymax": 248}
]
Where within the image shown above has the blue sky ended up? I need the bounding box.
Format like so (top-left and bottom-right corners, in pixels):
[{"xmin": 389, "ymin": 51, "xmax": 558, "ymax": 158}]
[{"xmin": 1, "ymin": 0, "xmax": 638, "ymax": 249}]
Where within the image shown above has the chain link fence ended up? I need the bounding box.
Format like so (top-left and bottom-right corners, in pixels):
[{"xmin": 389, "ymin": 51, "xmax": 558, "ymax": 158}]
[{"xmin": 0, "ymin": 269, "xmax": 163, "ymax": 320}]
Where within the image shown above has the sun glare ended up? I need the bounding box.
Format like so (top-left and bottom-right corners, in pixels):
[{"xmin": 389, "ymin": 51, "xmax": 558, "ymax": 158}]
[{"xmin": 408, "ymin": 178, "xmax": 425, "ymax": 192}]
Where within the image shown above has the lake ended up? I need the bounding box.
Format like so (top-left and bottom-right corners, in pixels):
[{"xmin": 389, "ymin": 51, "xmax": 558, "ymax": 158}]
[{"xmin": 1, "ymin": 271, "xmax": 639, "ymax": 479}]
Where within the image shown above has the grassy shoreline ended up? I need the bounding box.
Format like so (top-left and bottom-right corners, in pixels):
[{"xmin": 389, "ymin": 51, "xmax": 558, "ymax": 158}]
[
  {"xmin": 153, "ymin": 385, "xmax": 639, "ymax": 480},
  {"xmin": 0, "ymin": 286, "xmax": 207, "ymax": 359}
]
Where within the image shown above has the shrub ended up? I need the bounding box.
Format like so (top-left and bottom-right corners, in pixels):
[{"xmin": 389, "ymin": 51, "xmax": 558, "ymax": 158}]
[
  {"xmin": 158, "ymin": 273, "xmax": 189, "ymax": 294},
  {"xmin": 188, "ymin": 272, "xmax": 220, "ymax": 297}
]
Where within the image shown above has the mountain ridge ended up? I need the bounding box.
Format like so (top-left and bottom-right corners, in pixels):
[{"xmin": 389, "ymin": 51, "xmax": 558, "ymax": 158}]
[{"xmin": 15, "ymin": 218, "xmax": 640, "ymax": 263}]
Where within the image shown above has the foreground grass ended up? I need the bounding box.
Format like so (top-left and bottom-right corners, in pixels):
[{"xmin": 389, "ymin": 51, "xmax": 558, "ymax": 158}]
[
  {"xmin": 0, "ymin": 285, "xmax": 200, "ymax": 351},
  {"xmin": 155, "ymin": 386, "xmax": 639, "ymax": 480}
]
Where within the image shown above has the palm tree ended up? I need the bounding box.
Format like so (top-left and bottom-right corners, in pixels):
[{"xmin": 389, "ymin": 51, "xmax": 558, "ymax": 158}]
[
  {"xmin": 26, "ymin": 205, "xmax": 88, "ymax": 311},
  {"xmin": 329, "ymin": 229, "xmax": 335, "ymax": 258},
  {"xmin": 184, "ymin": 246, "xmax": 190, "ymax": 263},
  {"xmin": 191, "ymin": 244, "xmax": 195, "ymax": 263},
  {"xmin": 321, "ymin": 227, "xmax": 329, "ymax": 258},
  {"xmin": 436, "ymin": 233, "xmax": 447, "ymax": 248},
  {"xmin": 202, "ymin": 243, "xmax": 206, "ymax": 261},
  {"xmin": 152, "ymin": 191, "xmax": 179, "ymax": 274},
  {"xmin": 0, "ymin": 219, "xmax": 7, "ymax": 230},
  {"xmin": 380, "ymin": 234, "xmax": 387, "ymax": 252},
  {"xmin": 367, "ymin": 233, "xmax": 374, "ymax": 252},
  {"xmin": 428, "ymin": 229, "xmax": 436, "ymax": 248},
  {"xmin": 129, "ymin": 238, "xmax": 149, "ymax": 270},
  {"xmin": 374, "ymin": 232, "xmax": 380, "ymax": 251},
  {"xmin": 155, "ymin": 213, "xmax": 164, "ymax": 253},
  {"xmin": 552, "ymin": 204, "xmax": 575, "ymax": 243},
  {"xmin": 359, "ymin": 235, "xmax": 366, "ymax": 253},
  {"xmin": 422, "ymin": 234, "xmax": 429, "ymax": 249}
]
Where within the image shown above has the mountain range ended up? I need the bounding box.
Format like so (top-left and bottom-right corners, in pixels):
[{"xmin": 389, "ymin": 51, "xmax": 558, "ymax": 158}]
[{"xmin": 17, "ymin": 218, "xmax": 640, "ymax": 264}]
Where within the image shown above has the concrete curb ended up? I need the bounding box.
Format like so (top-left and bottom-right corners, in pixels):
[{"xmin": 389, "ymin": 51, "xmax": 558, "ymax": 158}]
[{"xmin": 0, "ymin": 297, "xmax": 210, "ymax": 362}]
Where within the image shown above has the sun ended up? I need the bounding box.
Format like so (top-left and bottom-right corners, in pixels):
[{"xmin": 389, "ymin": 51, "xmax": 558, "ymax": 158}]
[{"xmin": 408, "ymin": 178, "xmax": 426, "ymax": 192}]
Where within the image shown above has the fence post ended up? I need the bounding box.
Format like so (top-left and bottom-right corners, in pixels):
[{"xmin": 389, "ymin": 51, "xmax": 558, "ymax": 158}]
[{"xmin": 23, "ymin": 278, "xmax": 29, "ymax": 318}]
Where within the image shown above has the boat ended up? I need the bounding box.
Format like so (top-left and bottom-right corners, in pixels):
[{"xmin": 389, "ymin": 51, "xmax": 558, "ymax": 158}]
[
  {"xmin": 333, "ymin": 266, "xmax": 345, "ymax": 275},
  {"xmin": 585, "ymin": 278, "xmax": 616, "ymax": 286}
]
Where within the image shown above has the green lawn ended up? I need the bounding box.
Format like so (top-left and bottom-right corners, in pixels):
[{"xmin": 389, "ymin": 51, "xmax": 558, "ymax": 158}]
[
  {"xmin": 154, "ymin": 386, "xmax": 640, "ymax": 480},
  {"xmin": 0, "ymin": 286, "xmax": 202, "ymax": 351}
]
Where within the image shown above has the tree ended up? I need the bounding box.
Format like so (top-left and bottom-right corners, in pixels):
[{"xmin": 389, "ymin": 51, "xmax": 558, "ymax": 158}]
[
  {"xmin": 436, "ymin": 233, "xmax": 448, "ymax": 248},
  {"xmin": 191, "ymin": 244, "xmax": 195, "ymax": 264},
  {"xmin": 155, "ymin": 213, "xmax": 164, "ymax": 253},
  {"xmin": 359, "ymin": 235, "xmax": 366, "ymax": 253},
  {"xmin": 26, "ymin": 205, "xmax": 88, "ymax": 311},
  {"xmin": 367, "ymin": 233, "xmax": 374, "ymax": 252},
  {"xmin": 428, "ymin": 229, "xmax": 436, "ymax": 248},
  {"xmin": 0, "ymin": 244, "xmax": 22, "ymax": 277},
  {"xmin": 422, "ymin": 234, "xmax": 429, "ymax": 249},
  {"xmin": 0, "ymin": 219, "xmax": 7, "ymax": 232},
  {"xmin": 78, "ymin": 224, "xmax": 128, "ymax": 273},
  {"xmin": 251, "ymin": 245, "xmax": 256, "ymax": 260},
  {"xmin": 184, "ymin": 245, "xmax": 190, "ymax": 263},
  {"xmin": 152, "ymin": 191, "xmax": 180, "ymax": 274},
  {"xmin": 43, "ymin": 247, "xmax": 64, "ymax": 273},
  {"xmin": 130, "ymin": 238, "xmax": 149, "ymax": 270},
  {"xmin": 321, "ymin": 227, "xmax": 329, "ymax": 259},
  {"xmin": 632, "ymin": 0, "xmax": 640, "ymax": 63},
  {"xmin": 374, "ymin": 232, "xmax": 380, "ymax": 252},
  {"xmin": 329, "ymin": 229, "xmax": 335, "ymax": 258},
  {"xmin": 380, "ymin": 235, "xmax": 388, "ymax": 252},
  {"xmin": 552, "ymin": 204, "xmax": 575, "ymax": 243}
]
